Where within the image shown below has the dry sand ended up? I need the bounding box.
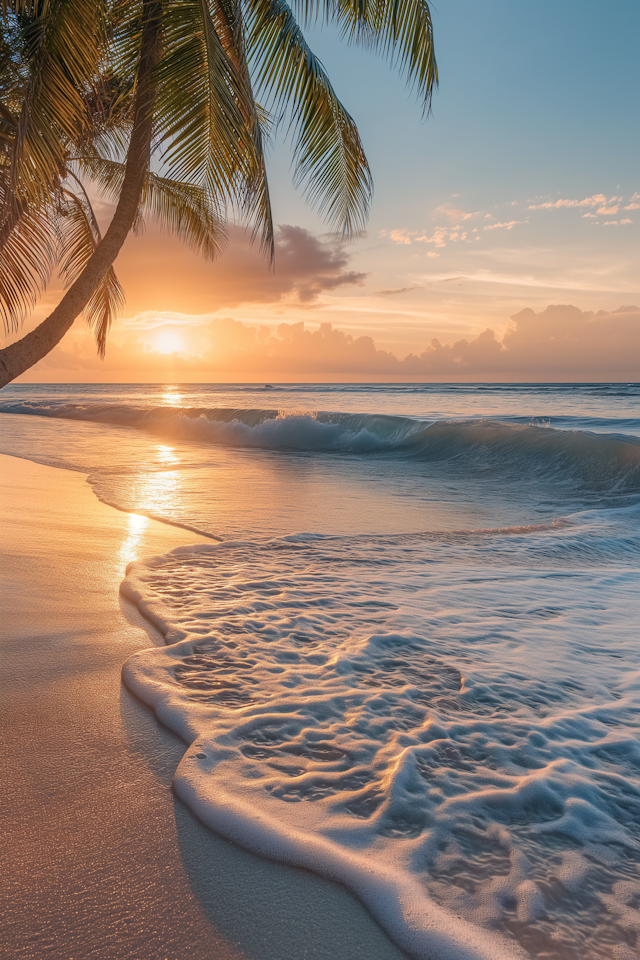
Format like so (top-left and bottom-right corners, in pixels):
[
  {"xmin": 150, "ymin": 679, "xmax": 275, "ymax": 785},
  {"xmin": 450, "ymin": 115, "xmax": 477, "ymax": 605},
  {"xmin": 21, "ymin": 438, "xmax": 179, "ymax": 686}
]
[{"xmin": 0, "ymin": 454, "xmax": 407, "ymax": 960}]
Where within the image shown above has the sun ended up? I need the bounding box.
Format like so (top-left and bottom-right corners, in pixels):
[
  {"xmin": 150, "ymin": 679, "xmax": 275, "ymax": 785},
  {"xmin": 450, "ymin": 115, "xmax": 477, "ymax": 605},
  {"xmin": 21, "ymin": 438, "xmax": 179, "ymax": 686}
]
[{"xmin": 154, "ymin": 331, "xmax": 183, "ymax": 354}]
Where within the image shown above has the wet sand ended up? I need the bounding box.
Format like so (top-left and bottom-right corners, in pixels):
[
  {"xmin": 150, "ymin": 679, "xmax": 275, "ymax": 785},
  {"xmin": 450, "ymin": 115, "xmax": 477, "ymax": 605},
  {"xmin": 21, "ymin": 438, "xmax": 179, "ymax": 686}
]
[{"xmin": 0, "ymin": 454, "xmax": 407, "ymax": 960}]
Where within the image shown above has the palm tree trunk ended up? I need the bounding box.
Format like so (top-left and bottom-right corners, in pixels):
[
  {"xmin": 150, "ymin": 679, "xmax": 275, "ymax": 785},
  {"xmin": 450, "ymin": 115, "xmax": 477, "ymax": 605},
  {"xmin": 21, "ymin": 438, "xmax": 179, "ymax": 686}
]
[{"xmin": 0, "ymin": 1, "xmax": 162, "ymax": 389}]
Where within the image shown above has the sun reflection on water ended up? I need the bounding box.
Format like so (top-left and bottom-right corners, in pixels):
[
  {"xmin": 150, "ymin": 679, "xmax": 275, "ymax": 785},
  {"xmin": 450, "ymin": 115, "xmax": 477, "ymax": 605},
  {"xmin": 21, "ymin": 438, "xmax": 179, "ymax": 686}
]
[
  {"xmin": 129, "ymin": 467, "xmax": 181, "ymax": 520},
  {"xmin": 162, "ymin": 386, "xmax": 183, "ymax": 407},
  {"xmin": 119, "ymin": 512, "xmax": 149, "ymax": 566},
  {"xmin": 156, "ymin": 444, "xmax": 179, "ymax": 465}
]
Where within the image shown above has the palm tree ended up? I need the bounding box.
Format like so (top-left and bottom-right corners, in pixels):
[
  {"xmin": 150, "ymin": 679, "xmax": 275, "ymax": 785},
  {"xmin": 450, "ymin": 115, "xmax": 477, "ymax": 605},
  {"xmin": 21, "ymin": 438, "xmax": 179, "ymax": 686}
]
[{"xmin": 0, "ymin": 0, "xmax": 437, "ymax": 387}]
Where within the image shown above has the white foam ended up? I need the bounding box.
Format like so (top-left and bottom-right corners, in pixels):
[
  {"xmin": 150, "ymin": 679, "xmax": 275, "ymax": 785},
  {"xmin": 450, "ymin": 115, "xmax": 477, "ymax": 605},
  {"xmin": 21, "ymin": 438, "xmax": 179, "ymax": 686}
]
[{"xmin": 121, "ymin": 512, "xmax": 640, "ymax": 959}]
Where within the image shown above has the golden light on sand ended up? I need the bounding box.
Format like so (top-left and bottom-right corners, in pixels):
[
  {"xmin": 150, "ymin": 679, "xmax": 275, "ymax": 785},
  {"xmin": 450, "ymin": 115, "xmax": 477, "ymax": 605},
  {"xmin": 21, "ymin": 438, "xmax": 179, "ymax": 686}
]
[{"xmin": 155, "ymin": 331, "xmax": 183, "ymax": 354}]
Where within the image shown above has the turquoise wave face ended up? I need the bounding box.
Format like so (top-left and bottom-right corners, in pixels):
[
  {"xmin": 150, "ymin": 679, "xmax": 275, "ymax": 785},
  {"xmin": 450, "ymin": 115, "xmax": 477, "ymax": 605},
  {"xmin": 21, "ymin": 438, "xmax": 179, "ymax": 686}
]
[{"xmin": 2, "ymin": 400, "xmax": 639, "ymax": 493}]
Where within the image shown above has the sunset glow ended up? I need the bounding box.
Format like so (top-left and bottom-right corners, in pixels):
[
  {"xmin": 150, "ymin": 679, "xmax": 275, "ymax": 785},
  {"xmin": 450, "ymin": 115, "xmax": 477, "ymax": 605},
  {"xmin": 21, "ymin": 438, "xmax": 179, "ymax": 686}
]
[
  {"xmin": 2, "ymin": 2, "xmax": 636, "ymax": 384},
  {"xmin": 154, "ymin": 332, "xmax": 183, "ymax": 354}
]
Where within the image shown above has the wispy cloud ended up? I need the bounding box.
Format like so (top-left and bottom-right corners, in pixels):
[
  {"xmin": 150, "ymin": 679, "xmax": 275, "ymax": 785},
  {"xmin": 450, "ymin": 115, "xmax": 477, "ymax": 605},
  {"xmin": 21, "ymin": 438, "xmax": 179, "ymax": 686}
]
[
  {"xmin": 483, "ymin": 221, "xmax": 523, "ymax": 231},
  {"xmin": 122, "ymin": 311, "xmax": 217, "ymax": 330},
  {"xmin": 383, "ymin": 227, "xmax": 450, "ymax": 248},
  {"xmin": 375, "ymin": 286, "xmax": 421, "ymax": 296},
  {"xmin": 527, "ymin": 194, "xmax": 608, "ymax": 210},
  {"xmin": 432, "ymin": 204, "xmax": 476, "ymax": 222}
]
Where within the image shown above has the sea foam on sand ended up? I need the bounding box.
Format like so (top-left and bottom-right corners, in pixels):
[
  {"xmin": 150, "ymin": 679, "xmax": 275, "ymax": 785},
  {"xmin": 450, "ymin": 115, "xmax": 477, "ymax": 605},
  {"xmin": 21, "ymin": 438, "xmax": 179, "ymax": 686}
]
[
  {"xmin": 1, "ymin": 455, "xmax": 410, "ymax": 960},
  {"xmin": 121, "ymin": 507, "xmax": 640, "ymax": 960}
]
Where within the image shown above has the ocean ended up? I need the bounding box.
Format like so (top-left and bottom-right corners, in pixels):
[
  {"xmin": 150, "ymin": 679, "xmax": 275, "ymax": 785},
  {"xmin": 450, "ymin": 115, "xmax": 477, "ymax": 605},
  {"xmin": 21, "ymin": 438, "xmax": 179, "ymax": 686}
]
[{"xmin": 1, "ymin": 382, "xmax": 639, "ymax": 960}]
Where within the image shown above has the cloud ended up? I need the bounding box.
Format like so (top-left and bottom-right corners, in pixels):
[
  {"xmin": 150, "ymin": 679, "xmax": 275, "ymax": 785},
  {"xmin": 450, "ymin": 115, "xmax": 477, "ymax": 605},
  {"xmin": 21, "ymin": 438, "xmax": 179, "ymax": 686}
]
[
  {"xmin": 432, "ymin": 204, "xmax": 476, "ymax": 222},
  {"xmin": 415, "ymin": 228, "xmax": 448, "ymax": 247},
  {"xmin": 388, "ymin": 229, "xmax": 415, "ymax": 245},
  {"xmin": 24, "ymin": 305, "xmax": 640, "ymax": 380},
  {"xmin": 385, "ymin": 226, "xmax": 450, "ymax": 248},
  {"xmin": 262, "ymin": 225, "xmax": 368, "ymax": 303},
  {"xmin": 121, "ymin": 311, "xmax": 218, "ymax": 330},
  {"xmin": 528, "ymin": 194, "xmax": 608, "ymax": 210},
  {"xmin": 375, "ymin": 286, "xmax": 422, "ymax": 296},
  {"xmin": 110, "ymin": 224, "xmax": 367, "ymax": 315},
  {"xmin": 483, "ymin": 221, "xmax": 523, "ymax": 231},
  {"xmin": 528, "ymin": 193, "xmax": 638, "ymax": 216},
  {"xmin": 404, "ymin": 304, "xmax": 640, "ymax": 375}
]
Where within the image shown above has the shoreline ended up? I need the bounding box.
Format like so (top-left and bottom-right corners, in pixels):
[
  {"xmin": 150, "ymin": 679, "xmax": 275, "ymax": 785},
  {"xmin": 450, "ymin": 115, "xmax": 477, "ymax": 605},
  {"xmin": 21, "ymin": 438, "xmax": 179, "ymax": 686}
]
[{"xmin": 0, "ymin": 454, "xmax": 407, "ymax": 960}]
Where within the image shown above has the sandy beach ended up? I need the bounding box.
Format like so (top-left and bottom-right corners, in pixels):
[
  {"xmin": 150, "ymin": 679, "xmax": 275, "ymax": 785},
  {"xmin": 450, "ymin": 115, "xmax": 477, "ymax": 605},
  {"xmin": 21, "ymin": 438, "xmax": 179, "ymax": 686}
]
[{"xmin": 0, "ymin": 453, "xmax": 407, "ymax": 960}]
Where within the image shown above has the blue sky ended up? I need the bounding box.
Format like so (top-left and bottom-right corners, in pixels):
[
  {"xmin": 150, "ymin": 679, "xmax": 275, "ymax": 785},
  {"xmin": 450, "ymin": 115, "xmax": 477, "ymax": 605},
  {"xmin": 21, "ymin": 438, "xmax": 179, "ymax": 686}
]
[
  {"xmin": 271, "ymin": 0, "xmax": 639, "ymax": 224},
  {"xmin": 249, "ymin": 0, "xmax": 639, "ymax": 354}
]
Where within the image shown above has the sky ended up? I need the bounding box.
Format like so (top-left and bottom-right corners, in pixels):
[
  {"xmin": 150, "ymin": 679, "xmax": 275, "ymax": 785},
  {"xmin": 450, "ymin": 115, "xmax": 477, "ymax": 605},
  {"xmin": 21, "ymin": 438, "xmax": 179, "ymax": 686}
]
[{"xmin": 9, "ymin": 0, "xmax": 640, "ymax": 382}]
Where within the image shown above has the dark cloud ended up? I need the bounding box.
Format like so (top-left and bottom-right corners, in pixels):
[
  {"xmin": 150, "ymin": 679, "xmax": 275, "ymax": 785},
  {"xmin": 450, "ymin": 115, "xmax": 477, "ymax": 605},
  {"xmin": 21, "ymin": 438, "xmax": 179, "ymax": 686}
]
[
  {"xmin": 375, "ymin": 286, "xmax": 422, "ymax": 296},
  {"xmin": 113, "ymin": 224, "xmax": 367, "ymax": 315},
  {"xmin": 273, "ymin": 225, "xmax": 368, "ymax": 303}
]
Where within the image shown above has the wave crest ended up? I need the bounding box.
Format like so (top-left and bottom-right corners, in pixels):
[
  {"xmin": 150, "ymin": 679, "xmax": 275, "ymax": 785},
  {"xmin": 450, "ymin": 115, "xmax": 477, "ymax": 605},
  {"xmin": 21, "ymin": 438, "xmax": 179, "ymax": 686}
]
[{"xmin": 2, "ymin": 400, "xmax": 639, "ymax": 491}]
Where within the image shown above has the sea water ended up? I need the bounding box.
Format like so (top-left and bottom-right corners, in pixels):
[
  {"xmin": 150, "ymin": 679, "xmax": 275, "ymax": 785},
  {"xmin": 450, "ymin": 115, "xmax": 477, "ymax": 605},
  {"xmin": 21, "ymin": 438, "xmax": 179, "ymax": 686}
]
[{"xmin": 1, "ymin": 382, "xmax": 639, "ymax": 959}]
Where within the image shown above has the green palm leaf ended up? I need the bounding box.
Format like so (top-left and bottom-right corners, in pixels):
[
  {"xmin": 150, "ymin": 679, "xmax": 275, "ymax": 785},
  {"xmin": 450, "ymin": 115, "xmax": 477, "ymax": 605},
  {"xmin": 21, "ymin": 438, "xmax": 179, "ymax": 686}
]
[
  {"xmin": 57, "ymin": 184, "xmax": 125, "ymax": 355},
  {"xmin": 292, "ymin": 0, "xmax": 438, "ymax": 112},
  {"xmin": 246, "ymin": 0, "xmax": 372, "ymax": 238},
  {"xmin": 154, "ymin": 0, "xmax": 273, "ymax": 252},
  {"xmin": 2, "ymin": 0, "xmax": 109, "ymax": 210},
  {"xmin": 0, "ymin": 196, "xmax": 56, "ymax": 333},
  {"xmin": 73, "ymin": 154, "xmax": 228, "ymax": 258}
]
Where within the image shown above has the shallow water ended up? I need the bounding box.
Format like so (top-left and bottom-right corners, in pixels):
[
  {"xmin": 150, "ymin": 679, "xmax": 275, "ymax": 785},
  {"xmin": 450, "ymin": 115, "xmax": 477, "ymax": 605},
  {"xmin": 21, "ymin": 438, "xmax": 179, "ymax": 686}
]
[{"xmin": 1, "ymin": 382, "xmax": 639, "ymax": 959}]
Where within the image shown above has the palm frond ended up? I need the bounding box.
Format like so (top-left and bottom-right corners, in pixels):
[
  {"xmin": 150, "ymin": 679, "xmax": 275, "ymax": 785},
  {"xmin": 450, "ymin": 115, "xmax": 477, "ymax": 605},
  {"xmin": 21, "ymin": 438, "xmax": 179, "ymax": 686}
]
[
  {"xmin": 71, "ymin": 154, "xmax": 227, "ymax": 258},
  {"xmin": 154, "ymin": 0, "xmax": 273, "ymax": 251},
  {"xmin": 57, "ymin": 185, "xmax": 124, "ymax": 355},
  {"xmin": 0, "ymin": 194, "xmax": 56, "ymax": 333},
  {"xmin": 209, "ymin": 0, "xmax": 275, "ymax": 256},
  {"xmin": 292, "ymin": 0, "xmax": 438, "ymax": 113},
  {"xmin": 4, "ymin": 0, "xmax": 109, "ymax": 212},
  {"xmin": 246, "ymin": 0, "xmax": 372, "ymax": 237},
  {"xmin": 142, "ymin": 172, "xmax": 227, "ymax": 257}
]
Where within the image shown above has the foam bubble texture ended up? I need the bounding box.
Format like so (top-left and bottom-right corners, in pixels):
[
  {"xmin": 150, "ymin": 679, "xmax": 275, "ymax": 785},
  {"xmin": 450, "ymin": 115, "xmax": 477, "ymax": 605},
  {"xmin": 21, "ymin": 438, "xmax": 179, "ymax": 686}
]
[{"xmin": 122, "ymin": 513, "xmax": 640, "ymax": 960}]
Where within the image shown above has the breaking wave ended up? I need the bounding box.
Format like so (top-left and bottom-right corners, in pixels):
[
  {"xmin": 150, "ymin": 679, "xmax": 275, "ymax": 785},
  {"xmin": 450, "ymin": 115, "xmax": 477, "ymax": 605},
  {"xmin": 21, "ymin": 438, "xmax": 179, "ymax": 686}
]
[{"xmin": 2, "ymin": 400, "xmax": 639, "ymax": 491}]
